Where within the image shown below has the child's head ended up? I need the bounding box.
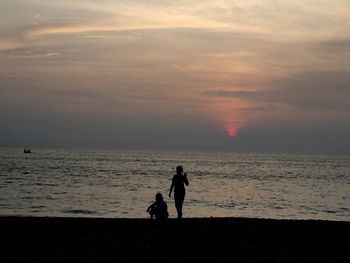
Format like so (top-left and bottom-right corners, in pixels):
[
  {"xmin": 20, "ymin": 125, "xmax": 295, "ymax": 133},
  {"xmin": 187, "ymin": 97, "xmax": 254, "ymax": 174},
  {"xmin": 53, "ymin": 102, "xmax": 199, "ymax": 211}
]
[
  {"xmin": 176, "ymin": 165, "xmax": 183, "ymax": 174},
  {"xmin": 155, "ymin": 192, "xmax": 163, "ymax": 202}
]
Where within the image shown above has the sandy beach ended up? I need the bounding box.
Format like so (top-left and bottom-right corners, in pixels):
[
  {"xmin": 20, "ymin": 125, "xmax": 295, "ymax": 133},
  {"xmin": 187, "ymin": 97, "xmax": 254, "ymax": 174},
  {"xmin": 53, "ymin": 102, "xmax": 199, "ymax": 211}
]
[{"xmin": 1, "ymin": 216, "xmax": 349, "ymax": 262}]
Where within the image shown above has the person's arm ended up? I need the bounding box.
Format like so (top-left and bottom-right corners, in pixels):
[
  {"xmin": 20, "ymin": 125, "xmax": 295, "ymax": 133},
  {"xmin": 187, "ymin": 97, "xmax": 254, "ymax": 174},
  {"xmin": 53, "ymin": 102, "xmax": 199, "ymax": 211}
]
[
  {"xmin": 184, "ymin": 173, "xmax": 189, "ymax": 186},
  {"xmin": 169, "ymin": 180, "xmax": 174, "ymax": 197},
  {"xmin": 147, "ymin": 203, "xmax": 154, "ymax": 212}
]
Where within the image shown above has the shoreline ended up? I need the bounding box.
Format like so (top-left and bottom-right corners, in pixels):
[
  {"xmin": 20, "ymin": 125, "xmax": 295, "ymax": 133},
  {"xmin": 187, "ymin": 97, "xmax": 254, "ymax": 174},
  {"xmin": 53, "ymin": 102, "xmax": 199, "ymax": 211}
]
[
  {"xmin": 1, "ymin": 214, "xmax": 350, "ymax": 222},
  {"xmin": 1, "ymin": 216, "xmax": 349, "ymax": 262}
]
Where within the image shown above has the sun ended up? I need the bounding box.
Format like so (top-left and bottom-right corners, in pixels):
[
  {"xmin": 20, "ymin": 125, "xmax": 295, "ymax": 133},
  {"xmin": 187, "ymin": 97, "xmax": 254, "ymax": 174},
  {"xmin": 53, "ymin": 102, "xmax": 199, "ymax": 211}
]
[{"xmin": 227, "ymin": 128, "xmax": 237, "ymax": 137}]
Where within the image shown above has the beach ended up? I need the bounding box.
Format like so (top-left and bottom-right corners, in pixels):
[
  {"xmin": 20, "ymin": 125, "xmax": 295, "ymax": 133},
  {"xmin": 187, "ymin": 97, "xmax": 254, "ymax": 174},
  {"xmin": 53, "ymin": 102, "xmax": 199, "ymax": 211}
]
[{"xmin": 1, "ymin": 216, "xmax": 349, "ymax": 262}]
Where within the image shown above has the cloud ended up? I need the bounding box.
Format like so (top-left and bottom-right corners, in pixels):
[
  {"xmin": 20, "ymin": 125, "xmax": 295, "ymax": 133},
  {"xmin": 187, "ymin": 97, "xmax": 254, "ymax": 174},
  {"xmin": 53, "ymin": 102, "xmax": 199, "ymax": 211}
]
[
  {"xmin": 0, "ymin": 47, "xmax": 58, "ymax": 58},
  {"xmin": 27, "ymin": 17, "xmax": 228, "ymax": 38},
  {"xmin": 321, "ymin": 38, "xmax": 350, "ymax": 50},
  {"xmin": 204, "ymin": 70, "xmax": 350, "ymax": 112},
  {"xmin": 238, "ymin": 105, "xmax": 276, "ymax": 113},
  {"xmin": 315, "ymin": 38, "xmax": 350, "ymax": 60}
]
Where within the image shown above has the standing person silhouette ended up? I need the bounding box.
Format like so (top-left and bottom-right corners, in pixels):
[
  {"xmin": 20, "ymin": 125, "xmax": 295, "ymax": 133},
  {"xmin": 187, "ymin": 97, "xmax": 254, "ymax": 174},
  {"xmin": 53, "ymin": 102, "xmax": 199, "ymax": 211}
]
[{"xmin": 169, "ymin": 165, "xmax": 189, "ymax": 219}]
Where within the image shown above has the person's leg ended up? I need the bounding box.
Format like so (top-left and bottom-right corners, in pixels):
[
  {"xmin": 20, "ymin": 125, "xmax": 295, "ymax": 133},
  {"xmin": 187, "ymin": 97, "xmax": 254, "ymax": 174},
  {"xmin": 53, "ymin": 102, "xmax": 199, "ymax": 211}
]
[
  {"xmin": 175, "ymin": 200, "xmax": 182, "ymax": 218},
  {"xmin": 149, "ymin": 208, "xmax": 155, "ymax": 219},
  {"xmin": 175, "ymin": 193, "xmax": 185, "ymax": 218}
]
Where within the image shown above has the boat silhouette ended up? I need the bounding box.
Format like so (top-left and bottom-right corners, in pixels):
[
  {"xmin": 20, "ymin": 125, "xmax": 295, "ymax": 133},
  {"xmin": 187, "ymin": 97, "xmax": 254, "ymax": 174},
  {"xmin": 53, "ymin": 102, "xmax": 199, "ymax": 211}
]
[{"xmin": 24, "ymin": 146, "xmax": 32, "ymax": 153}]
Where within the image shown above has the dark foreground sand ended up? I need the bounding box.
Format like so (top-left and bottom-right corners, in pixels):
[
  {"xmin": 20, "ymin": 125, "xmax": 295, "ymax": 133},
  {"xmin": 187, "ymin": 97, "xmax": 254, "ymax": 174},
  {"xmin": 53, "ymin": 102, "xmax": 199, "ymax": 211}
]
[{"xmin": 1, "ymin": 216, "xmax": 349, "ymax": 262}]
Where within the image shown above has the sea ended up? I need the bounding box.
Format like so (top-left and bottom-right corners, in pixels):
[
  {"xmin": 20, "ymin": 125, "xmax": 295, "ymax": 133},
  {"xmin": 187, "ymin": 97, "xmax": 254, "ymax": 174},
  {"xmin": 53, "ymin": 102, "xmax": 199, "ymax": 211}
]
[{"xmin": 0, "ymin": 147, "xmax": 349, "ymax": 221}]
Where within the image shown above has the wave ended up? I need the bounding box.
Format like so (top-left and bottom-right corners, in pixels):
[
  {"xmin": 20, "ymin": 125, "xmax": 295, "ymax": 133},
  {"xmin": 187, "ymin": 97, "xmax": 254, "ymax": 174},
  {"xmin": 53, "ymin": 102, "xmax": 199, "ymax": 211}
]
[{"xmin": 62, "ymin": 209, "xmax": 97, "ymax": 215}]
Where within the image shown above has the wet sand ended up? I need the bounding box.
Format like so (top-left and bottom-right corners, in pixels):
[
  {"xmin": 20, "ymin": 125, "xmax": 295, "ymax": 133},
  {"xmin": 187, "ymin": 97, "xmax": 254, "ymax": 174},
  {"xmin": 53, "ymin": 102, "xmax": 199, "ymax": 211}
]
[{"xmin": 1, "ymin": 216, "xmax": 349, "ymax": 262}]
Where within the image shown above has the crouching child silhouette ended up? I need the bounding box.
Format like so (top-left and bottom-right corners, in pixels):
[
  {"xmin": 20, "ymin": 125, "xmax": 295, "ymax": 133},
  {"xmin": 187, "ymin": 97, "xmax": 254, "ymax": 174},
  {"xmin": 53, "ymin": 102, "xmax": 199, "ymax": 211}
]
[{"xmin": 146, "ymin": 193, "xmax": 169, "ymax": 219}]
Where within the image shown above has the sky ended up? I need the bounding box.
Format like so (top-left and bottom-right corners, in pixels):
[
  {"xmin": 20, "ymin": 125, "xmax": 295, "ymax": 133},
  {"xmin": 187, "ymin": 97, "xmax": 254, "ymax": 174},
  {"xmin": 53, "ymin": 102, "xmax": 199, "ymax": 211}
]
[{"xmin": 1, "ymin": 0, "xmax": 350, "ymax": 154}]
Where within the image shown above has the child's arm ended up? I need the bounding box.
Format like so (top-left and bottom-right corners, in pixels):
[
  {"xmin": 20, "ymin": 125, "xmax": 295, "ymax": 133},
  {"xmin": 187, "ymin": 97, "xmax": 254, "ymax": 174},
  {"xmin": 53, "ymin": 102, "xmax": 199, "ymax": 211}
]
[
  {"xmin": 184, "ymin": 173, "xmax": 189, "ymax": 186},
  {"xmin": 146, "ymin": 202, "xmax": 154, "ymax": 212}
]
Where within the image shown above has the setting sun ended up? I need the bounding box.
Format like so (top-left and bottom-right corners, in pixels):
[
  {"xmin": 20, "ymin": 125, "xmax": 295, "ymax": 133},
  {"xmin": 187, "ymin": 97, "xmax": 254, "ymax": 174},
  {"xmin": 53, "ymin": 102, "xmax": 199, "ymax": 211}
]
[{"xmin": 227, "ymin": 128, "xmax": 237, "ymax": 137}]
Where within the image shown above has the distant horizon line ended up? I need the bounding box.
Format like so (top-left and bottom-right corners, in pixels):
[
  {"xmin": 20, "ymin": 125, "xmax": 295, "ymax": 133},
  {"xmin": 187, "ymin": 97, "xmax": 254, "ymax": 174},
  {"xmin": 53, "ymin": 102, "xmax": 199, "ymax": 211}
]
[{"xmin": 1, "ymin": 144, "xmax": 349, "ymax": 157}]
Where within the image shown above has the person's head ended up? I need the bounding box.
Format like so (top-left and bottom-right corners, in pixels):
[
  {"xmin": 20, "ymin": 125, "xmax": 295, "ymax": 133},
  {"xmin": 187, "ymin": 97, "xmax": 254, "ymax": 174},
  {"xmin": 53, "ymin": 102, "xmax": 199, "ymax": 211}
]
[
  {"xmin": 155, "ymin": 192, "xmax": 163, "ymax": 202},
  {"xmin": 176, "ymin": 165, "xmax": 183, "ymax": 174}
]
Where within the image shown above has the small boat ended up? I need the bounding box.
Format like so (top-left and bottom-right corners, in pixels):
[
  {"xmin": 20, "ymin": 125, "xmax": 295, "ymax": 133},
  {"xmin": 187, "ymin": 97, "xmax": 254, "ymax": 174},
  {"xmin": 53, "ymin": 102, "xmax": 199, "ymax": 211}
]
[{"xmin": 24, "ymin": 146, "xmax": 32, "ymax": 153}]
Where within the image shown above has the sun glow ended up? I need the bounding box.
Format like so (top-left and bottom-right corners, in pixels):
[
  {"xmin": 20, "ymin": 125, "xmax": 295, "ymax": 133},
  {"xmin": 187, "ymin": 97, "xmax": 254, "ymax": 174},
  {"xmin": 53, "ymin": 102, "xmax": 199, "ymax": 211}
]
[
  {"xmin": 207, "ymin": 98, "xmax": 247, "ymax": 139},
  {"xmin": 224, "ymin": 120, "xmax": 244, "ymax": 138},
  {"xmin": 227, "ymin": 128, "xmax": 237, "ymax": 137}
]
